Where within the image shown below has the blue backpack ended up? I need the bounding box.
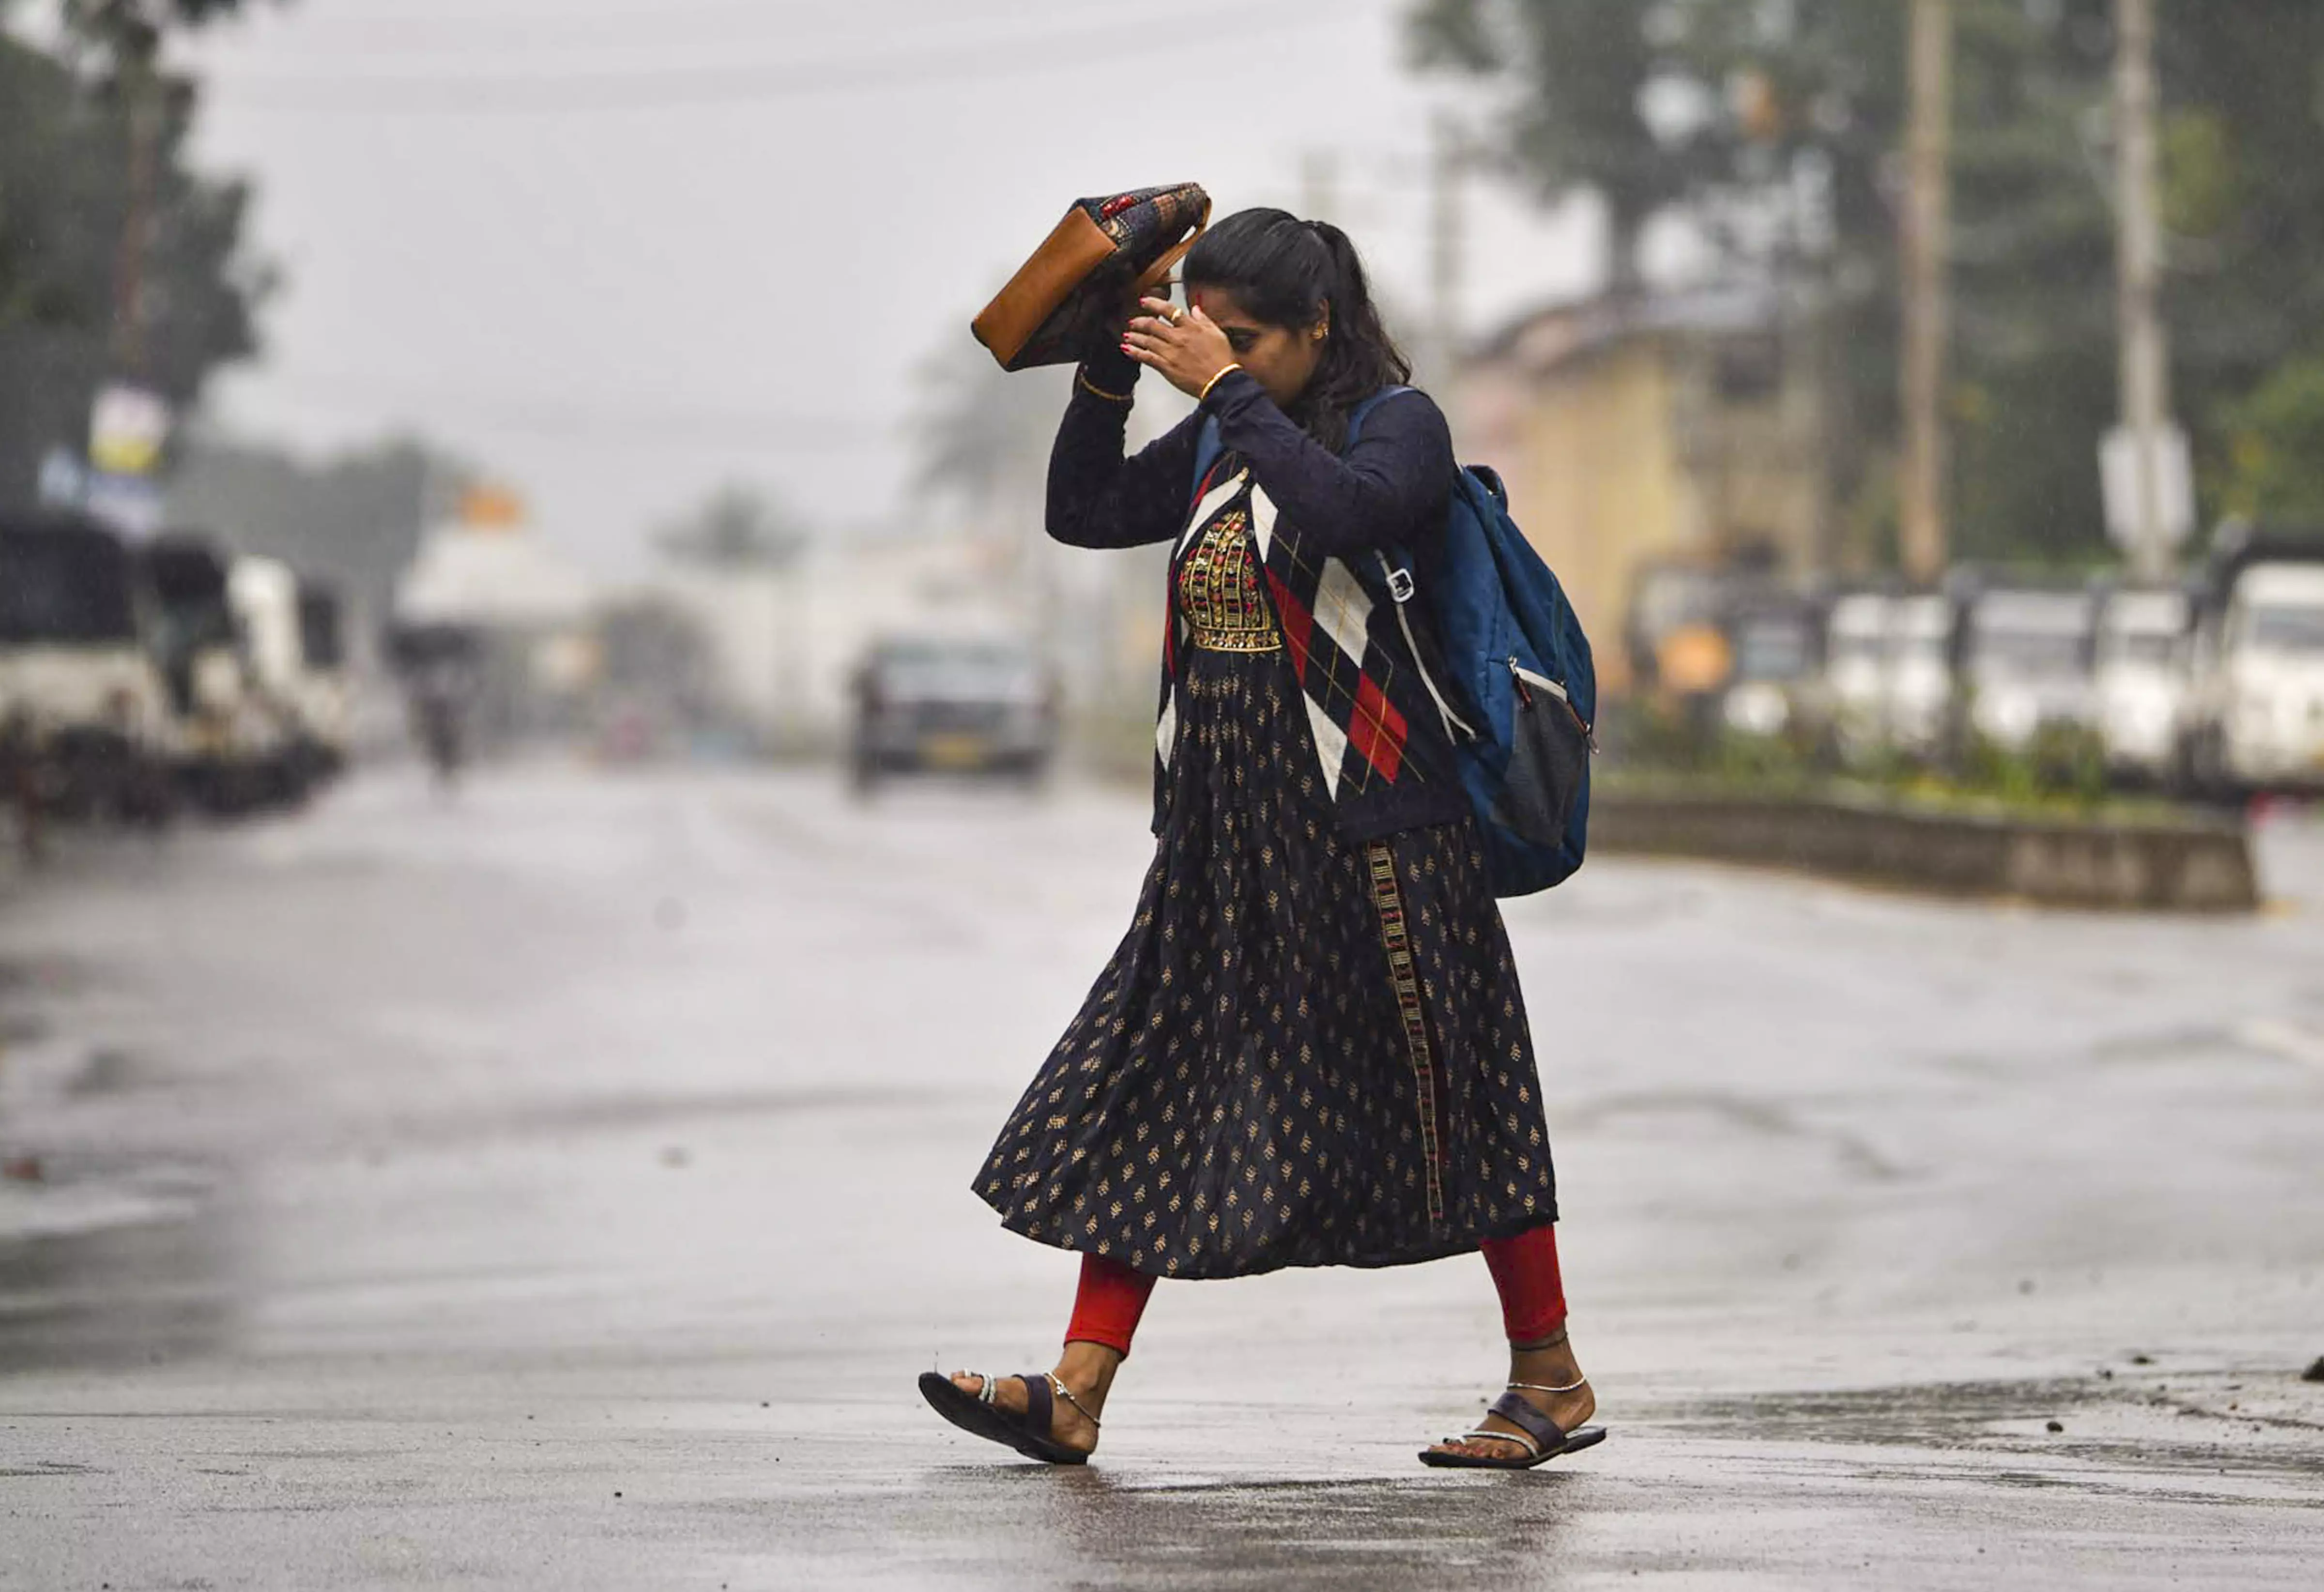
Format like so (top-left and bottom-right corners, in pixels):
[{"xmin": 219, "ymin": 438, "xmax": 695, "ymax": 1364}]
[{"xmin": 1192, "ymin": 386, "xmax": 1596, "ymax": 894}]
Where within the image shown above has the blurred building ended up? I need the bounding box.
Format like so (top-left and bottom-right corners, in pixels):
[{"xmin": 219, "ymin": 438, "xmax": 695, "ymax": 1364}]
[
  {"xmin": 393, "ymin": 497, "xmax": 598, "ymax": 745},
  {"xmin": 646, "ymin": 528, "xmax": 1028, "ymax": 753},
  {"xmin": 1459, "ymin": 283, "xmax": 1833, "ymax": 692}
]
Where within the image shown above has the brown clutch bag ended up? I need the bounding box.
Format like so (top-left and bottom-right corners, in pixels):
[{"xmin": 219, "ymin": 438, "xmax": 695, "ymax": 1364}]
[{"xmin": 972, "ymin": 184, "xmax": 1211, "ymax": 371}]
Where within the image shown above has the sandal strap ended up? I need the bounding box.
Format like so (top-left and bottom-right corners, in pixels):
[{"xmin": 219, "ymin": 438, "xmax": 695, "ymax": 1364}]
[
  {"xmin": 1487, "ymin": 1390, "xmax": 1567, "ymax": 1454},
  {"xmin": 1020, "ymin": 1373, "xmax": 1054, "ymax": 1437}
]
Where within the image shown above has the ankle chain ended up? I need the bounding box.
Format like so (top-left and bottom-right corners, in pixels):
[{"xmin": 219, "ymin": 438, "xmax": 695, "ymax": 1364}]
[
  {"xmin": 1048, "ymin": 1373, "xmax": 1102, "ymax": 1430},
  {"xmin": 1509, "ymin": 1378, "xmax": 1588, "ymax": 1395}
]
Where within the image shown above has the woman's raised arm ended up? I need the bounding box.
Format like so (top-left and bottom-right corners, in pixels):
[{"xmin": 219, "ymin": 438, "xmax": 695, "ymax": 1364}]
[{"xmin": 1045, "ymin": 352, "xmax": 1202, "ymax": 551}]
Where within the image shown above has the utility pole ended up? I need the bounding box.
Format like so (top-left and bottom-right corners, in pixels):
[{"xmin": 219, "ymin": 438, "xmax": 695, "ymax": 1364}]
[
  {"xmin": 1427, "ymin": 114, "xmax": 1467, "ymax": 423},
  {"xmin": 1899, "ymin": 0, "xmax": 1954, "ymax": 586},
  {"xmin": 2114, "ymin": 0, "xmax": 2175, "ymax": 582},
  {"xmin": 107, "ymin": 21, "xmax": 165, "ymax": 380}
]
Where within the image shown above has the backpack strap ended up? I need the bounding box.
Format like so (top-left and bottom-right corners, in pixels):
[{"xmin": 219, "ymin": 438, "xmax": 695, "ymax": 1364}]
[
  {"xmin": 1350, "ymin": 388, "xmax": 1474, "ymax": 744},
  {"xmin": 1189, "ymin": 415, "xmax": 1225, "ymax": 502},
  {"xmin": 1377, "ymin": 541, "xmax": 1476, "ymax": 744}
]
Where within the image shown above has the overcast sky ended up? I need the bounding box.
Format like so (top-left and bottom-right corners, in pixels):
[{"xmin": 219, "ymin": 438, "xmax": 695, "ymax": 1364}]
[{"xmin": 129, "ymin": 0, "xmax": 1608, "ymax": 574}]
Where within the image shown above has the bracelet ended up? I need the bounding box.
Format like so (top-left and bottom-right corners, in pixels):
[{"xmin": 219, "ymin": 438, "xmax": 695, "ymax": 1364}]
[
  {"xmin": 1198, "ymin": 363, "xmax": 1245, "ymax": 404},
  {"xmin": 1076, "ymin": 367, "xmax": 1135, "ymax": 404}
]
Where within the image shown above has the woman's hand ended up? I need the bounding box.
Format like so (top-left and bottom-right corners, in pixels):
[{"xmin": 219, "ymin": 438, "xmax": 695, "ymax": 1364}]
[{"xmin": 1122, "ymin": 297, "xmax": 1238, "ymax": 400}]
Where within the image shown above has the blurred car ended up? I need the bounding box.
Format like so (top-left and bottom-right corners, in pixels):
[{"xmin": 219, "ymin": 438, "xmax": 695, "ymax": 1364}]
[
  {"xmin": 2176, "ymin": 525, "xmax": 2324, "ymax": 796},
  {"xmin": 1717, "ymin": 588, "xmax": 1829, "ymax": 742},
  {"xmin": 1823, "ymin": 589, "xmax": 1894, "ymax": 759},
  {"xmin": 2093, "ymin": 583, "xmax": 2189, "ymax": 780},
  {"xmin": 0, "ymin": 509, "xmax": 178, "ymax": 825},
  {"xmin": 1883, "ymin": 593, "xmax": 1956, "ymax": 756},
  {"xmin": 294, "ymin": 582, "xmax": 353, "ymax": 780},
  {"xmin": 851, "ymin": 636, "xmax": 1057, "ymax": 791},
  {"xmin": 142, "ymin": 535, "xmax": 297, "ymax": 812},
  {"xmin": 1950, "ymin": 580, "xmax": 2098, "ymax": 753}
]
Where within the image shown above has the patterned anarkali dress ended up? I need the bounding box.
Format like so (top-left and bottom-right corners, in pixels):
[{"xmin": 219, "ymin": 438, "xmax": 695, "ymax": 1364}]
[{"xmin": 975, "ymin": 469, "xmax": 1559, "ymax": 1280}]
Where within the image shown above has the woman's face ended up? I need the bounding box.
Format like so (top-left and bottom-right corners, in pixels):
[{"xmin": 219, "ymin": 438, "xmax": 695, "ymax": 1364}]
[{"xmin": 1187, "ymin": 284, "xmax": 1327, "ymax": 410}]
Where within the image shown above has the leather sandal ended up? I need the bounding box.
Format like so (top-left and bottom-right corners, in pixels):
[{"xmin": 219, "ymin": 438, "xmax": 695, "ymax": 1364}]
[
  {"xmin": 1418, "ymin": 1378, "xmax": 1608, "ymax": 1470},
  {"xmin": 917, "ymin": 1370, "xmax": 1096, "ymax": 1466}
]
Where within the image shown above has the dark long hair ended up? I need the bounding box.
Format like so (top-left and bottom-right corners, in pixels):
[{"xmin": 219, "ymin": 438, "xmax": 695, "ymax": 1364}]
[{"xmin": 1183, "ymin": 208, "xmax": 1410, "ymax": 453}]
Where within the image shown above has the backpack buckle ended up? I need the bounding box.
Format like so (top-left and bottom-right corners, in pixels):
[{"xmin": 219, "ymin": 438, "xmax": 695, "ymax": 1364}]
[{"xmin": 1385, "ymin": 566, "xmax": 1416, "ymax": 604}]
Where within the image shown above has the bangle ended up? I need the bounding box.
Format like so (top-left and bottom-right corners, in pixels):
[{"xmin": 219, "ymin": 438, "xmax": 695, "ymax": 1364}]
[
  {"xmin": 1076, "ymin": 367, "xmax": 1134, "ymax": 403},
  {"xmin": 1198, "ymin": 364, "xmax": 1245, "ymax": 404}
]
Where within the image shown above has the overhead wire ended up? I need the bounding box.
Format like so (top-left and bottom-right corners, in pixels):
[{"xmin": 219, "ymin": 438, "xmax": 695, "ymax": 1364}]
[
  {"xmin": 202, "ymin": 0, "xmax": 1338, "ymax": 117},
  {"xmin": 238, "ymin": 0, "xmax": 1116, "ymax": 51},
  {"xmin": 252, "ymin": 371, "xmax": 896, "ymax": 456}
]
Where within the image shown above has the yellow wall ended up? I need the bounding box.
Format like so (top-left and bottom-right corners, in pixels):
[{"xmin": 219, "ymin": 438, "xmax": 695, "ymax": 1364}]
[
  {"xmin": 1463, "ymin": 326, "xmax": 1827, "ymax": 695},
  {"xmin": 1487, "ymin": 342, "xmax": 1686, "ymax": 693}
]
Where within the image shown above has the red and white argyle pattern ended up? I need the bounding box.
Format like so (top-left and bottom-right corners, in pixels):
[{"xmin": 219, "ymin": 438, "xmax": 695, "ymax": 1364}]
[{"xmin": 1161, "ymin": 470, "xmax": 1413, "ymax": 801}]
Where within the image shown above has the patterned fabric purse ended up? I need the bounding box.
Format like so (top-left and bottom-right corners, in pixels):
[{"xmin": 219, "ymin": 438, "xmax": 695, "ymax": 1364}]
[{"xmin": 972, "ymin": 184, "xmax": 1210, "ymax": 371}]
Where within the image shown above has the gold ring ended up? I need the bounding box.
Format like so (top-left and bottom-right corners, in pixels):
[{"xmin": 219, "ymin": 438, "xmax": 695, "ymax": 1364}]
[{"xmin": 1168, "ymin": 306, "xmax": 1185, "ymax": 326}]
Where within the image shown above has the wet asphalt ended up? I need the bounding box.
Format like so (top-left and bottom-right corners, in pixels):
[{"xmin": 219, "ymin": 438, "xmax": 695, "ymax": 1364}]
[{"xmin": 1, "ymin": 764, "xmax": 2321, "ymax": 1590}]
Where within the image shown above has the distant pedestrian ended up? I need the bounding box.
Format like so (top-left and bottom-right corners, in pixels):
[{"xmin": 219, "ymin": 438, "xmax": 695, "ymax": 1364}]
[
  {"xmin": 921, "ymin": 209, "xmax": 1602, "ymax": 1470},
  {"xmin": 1, "ymin": 708, "xmax": 44, "ymax": 863}
]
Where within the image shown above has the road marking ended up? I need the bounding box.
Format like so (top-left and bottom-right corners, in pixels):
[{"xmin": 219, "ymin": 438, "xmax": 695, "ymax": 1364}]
[{"xmin": 2233, "ymin": 1018, "xmax": 2324, "ymax": 1072}]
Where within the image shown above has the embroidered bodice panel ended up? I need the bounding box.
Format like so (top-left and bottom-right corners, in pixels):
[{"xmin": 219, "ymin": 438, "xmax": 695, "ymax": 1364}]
[{"xmin": 1176, "ymin": 503, "xmax": 1281, "ymax": 653}]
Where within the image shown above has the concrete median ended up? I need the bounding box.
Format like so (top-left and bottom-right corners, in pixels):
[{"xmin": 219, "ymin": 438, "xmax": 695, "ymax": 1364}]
[{"xmin": 1591, "ymin": 788, "xmax": 2261, "ymax": 912}]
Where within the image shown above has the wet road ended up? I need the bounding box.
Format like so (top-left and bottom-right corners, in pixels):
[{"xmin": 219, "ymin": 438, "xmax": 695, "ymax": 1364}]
[{"xmin": 2, "ymin": 765, "xmax": 2321, "ymax": 1589}]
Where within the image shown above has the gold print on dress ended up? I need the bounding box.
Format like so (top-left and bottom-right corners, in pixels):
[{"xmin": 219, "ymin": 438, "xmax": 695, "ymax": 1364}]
[{"xmin": 1178, "ymin": 509, "xmax": 1283, "ymax": 653}]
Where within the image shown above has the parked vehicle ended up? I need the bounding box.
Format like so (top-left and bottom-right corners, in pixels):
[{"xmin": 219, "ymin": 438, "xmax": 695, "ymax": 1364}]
[
  {"xmin": 2176, "ymin": 526, "xmax": 2324, "ymax": 796},
  {"xmin": 0, "ymin": 510, "xmax": 178, "ymax": 825},
  {"xmin": 1823, "ymin": 590, "xmax": 1894, "ymax": 758},
  {"xmin": 1882, "ymin": 593, "xmax": 1956, "ymax": 757},
  {"xmin": 1949, "ymin": 579, "xmax": 2099, "ymax": 753},
  {"xmin": 141, "ymin": 535, "xmax": 292, "ymax": 811},
  {"xmin": 1717, "ymin": 587, "xmax": 1829, "ymax": 742},
  {"xmin": 1624, "ymin": 561, "xmax": 1730, "ymax": 695},
  {"xmin": 2093, "ymin": 583, "xmax": 2190, "ymax": 780},
  {"xmin": 295, "ymin": 583, "xmax": 353, "ymax": 780},
  {"xmin": 229, "ymin": 556, "xmax": 350, "ymax": 795},
  {"xmin": 850, "ymin": 635, "xmax": 1057, "ymax": 792}
]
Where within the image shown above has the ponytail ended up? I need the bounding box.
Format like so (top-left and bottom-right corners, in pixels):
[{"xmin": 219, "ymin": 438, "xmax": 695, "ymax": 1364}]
[
  {"xmin": 1298, "ymin": 219, "xmax": 1412, "ymax": 452},
  {"xmin": 1184, "ymin": 208, "xmax": 1412, "ymax": 452}
]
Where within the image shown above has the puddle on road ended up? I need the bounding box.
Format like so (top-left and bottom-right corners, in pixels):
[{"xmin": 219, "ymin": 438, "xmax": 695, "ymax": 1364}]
[
  {"xmin": 1661, "ymin": 1372, "xmax": 2324, "ymax": 1489},
  {"xmin": 712, "ymin": 1468, "xmax": 1599, "ymax": 1592},
  {"xmin": 0, "ymin": 1159, "xmax": 239, "ymax": 1376}
]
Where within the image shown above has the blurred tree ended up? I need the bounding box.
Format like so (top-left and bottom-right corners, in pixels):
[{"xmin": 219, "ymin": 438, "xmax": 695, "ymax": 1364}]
[
  {"xmin": 0, "ymin": 4, "xmax": 283, "ymax": 509},
  {"xmin": 1405, "ymin": 0, "xmax": 2324, "ymax": 570},
  {"xmin": 167, "ymin": 432, "xmax": 470, "ymax": 626},
  {"xmin": 1406, "ymin": 0, "xmax": 1678, "ymax": 294},
  {"xmin": 909, "ymin": 334, "xmax": 1072, "ymax": 520},
  {"xmin": 2151, "ymin": 2, "xmax": 2324, "ymax": 529},
  {"xmin": 2222, "ymin": 358, "xmax": 2324, "ymax": 527},
  {"xmin": 653, "ymin": 485, "xmax": 809, "ymax": 569},
  {"xmin": 59, "ymin": 0, "xmax": 289, "ymax": 66}
]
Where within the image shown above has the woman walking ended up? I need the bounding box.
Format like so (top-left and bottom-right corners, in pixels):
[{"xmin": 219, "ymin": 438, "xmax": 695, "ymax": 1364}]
[{"xmin": 919, "ymin": 208, "xmax": 1602, "ymax": 1470}]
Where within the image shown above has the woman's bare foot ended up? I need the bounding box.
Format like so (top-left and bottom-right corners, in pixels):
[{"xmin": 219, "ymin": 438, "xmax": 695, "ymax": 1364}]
[
  {"xmin": 947, "ymin": 1340, "xmax": 1121, "ymax": 1457},
  {"xmin": 1425, "ymin": 1330, "xmax": 1595, "ymax": 1463}
]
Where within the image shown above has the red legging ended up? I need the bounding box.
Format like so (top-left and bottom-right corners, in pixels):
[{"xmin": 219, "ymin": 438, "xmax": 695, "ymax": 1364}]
[{"xmin": 1064, "ymin": 1225, "xmax": 1568, "ymax": 1359}]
